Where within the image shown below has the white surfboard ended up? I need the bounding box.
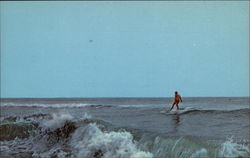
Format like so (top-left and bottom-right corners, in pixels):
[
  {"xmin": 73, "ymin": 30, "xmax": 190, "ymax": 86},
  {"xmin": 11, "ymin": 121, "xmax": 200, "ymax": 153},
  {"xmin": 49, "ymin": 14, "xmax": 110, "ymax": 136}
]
[{"xmin": 160, "ymin": 106, "xmax": 194, "ymax": 115}]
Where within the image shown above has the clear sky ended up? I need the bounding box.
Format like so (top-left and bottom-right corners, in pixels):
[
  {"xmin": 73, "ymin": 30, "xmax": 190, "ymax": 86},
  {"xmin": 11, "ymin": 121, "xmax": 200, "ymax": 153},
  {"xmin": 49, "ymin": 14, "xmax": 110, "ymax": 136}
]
[{"xmin": 1, "ymin": 1, "xmax": 249, "ymax": 98}]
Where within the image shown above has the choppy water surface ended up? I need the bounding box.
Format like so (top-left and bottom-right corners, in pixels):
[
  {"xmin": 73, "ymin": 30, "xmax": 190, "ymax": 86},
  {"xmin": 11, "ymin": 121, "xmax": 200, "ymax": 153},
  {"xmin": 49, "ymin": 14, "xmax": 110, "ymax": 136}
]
[{"xmin": 0, "ymin": 97, "xmax": 249, "ymax": 158}]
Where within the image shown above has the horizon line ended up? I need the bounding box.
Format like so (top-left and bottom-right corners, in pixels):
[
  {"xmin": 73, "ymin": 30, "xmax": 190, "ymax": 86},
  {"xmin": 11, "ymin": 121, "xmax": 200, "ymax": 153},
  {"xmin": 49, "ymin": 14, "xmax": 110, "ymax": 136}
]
[{"xmin": 1, "ymin": 96, "xmax": 249, "ymax": 99}]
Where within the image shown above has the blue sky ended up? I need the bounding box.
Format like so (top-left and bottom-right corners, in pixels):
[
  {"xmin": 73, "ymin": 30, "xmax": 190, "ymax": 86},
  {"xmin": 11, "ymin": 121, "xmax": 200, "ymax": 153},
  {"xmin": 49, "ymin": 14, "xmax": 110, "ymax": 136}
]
[{"xmin": 1, "ymin": 1, "xmax": 249, "ymax": 98}]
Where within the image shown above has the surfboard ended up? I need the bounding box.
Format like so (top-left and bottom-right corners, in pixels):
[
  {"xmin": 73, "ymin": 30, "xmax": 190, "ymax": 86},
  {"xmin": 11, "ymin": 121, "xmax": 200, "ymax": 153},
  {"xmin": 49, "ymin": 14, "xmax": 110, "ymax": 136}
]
[{"xmin": 160, "ymin": 107, "xmax": 193, "ymax": 115}]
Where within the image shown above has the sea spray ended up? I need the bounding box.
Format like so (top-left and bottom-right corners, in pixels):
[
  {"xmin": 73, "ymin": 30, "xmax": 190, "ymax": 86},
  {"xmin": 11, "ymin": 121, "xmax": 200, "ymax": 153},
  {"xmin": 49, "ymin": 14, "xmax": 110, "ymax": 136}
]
[
  {"xmin": 31, "ymin": 113, "xmax": 77, "ymax": 157},
  {"xmin": 190, "ymin": 148, "xmax": 208, "ymax": 158},
  {"xmin": 41, "ymin": 113, "xmax": 73, "ymax": 130},
  {"xmin": 70, "ymin": 123, "xmax": 153, "ymax": 158},
  {"xmin": 217, "ymin": 138, "xmax": 250, "ymax": 157},
  {"xmin": 83, "ymin": 112, "xmax": 92, "ymax": 120},
  {"xmin": 137, "ymin": 134, "xmax": 250, "ymax": 158}
]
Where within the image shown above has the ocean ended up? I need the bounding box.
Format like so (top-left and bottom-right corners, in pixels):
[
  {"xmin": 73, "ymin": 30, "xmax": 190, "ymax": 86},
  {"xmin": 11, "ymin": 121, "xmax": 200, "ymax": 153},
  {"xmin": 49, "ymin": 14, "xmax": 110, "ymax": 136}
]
[{"xmin": 0, "ymin": 97, "xmax": 249, "ymax": 158}]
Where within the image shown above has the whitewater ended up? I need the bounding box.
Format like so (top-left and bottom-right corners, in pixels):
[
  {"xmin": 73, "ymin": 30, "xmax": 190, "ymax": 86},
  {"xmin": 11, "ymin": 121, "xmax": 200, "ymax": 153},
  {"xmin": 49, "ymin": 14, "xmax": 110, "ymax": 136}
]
[{"xmin": 0, "ymin": 97, "xmax": 249, "ymax": 158}]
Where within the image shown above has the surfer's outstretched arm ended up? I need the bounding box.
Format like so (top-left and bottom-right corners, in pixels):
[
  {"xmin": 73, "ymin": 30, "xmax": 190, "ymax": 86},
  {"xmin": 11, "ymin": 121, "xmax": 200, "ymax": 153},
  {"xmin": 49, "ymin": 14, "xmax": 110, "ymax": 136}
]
[{"xmin": 179, "ymin": 95, "xmax": 182, "ymax": 102}]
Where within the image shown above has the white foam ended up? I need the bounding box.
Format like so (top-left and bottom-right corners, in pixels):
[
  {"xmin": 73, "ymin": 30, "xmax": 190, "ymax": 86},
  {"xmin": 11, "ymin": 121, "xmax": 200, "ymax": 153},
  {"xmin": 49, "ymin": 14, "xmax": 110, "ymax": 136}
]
[
  {"xmin": 41, "ymin": 113, "xmax": 73, "ymax": 130},
  {"xmin": 32, "ymin": 147, "xmax": 68, "ymax": 158},
  {"xmin": 83, "ymin": 113, "xmax": 92, "ymax": 120},
  {"xmin": 71, "ymin": 123, "xmax": 153, "ymax": 158},
  {"xmin": 190, "ymin": 148, "xmax": 208, "ymax": 158},
  {"xmin": 161, "ymin": 106, "xmax": 196, "ymax": 115},
  {"xmin": 218, "ymin": 138, "xmax": 250, "ymax": 157},
  {"xmin": 0, "ymin": 145, "xmax": 10, "ymax": 152}
]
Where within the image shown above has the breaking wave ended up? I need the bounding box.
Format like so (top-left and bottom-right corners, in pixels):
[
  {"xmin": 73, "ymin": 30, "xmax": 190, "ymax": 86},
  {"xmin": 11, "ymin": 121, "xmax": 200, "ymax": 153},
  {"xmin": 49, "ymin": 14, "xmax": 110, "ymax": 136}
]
[
  {"xmin": 0, "ymin": 112, "xmax": 249, "ymax": 158},
  {"xmin": 71, "ymin": 123, "xmax": 153, "ymax": 158}
]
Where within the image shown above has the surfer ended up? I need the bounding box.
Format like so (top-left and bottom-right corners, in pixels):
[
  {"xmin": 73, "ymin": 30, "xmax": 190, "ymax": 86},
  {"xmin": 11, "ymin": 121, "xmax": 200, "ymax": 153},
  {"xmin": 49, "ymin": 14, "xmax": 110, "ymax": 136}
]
[{"xmin": 169, "ymin": 91, "xmax": 182, "ymax": 111}]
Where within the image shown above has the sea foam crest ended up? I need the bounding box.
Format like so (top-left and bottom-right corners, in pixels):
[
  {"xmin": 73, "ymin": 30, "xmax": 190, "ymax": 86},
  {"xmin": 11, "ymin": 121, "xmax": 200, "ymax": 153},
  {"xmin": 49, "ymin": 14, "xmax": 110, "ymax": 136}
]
[
  {"xmin": 83, "ymin": 112, "xmax": 92, "ymax": 120},
  {"xmin": 41, "ymin": 113, "xmax": 73, "ymax": 130},
  {"xmin": 190, "ymin": 148, "xmax": 208, "ymax": 158},
  {"xmin": 71, "ymin": 123, "xmax": 153, "ymax": 158},
  {"xmin": 218, "ymin": 138, "xmax": 250, "ymax": 157}
]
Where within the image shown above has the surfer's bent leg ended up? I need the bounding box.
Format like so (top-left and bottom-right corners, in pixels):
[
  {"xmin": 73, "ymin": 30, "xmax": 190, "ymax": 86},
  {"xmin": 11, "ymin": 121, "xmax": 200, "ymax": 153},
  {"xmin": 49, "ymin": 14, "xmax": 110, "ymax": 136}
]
[
  {"xmin": 170, "ymin": 102, "xmax": 176, "ymax": 111},
  {"xmin": 176, "ymin": 102, "xmax": 180, "ymax": 110}
]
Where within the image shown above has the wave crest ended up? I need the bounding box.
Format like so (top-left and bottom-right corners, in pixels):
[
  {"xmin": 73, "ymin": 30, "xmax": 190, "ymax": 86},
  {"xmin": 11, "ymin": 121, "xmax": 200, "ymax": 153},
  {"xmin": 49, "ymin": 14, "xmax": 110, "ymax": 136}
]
[{"xmin": 71, "ymin": 123, "xmax": 153, "ymax": 158}]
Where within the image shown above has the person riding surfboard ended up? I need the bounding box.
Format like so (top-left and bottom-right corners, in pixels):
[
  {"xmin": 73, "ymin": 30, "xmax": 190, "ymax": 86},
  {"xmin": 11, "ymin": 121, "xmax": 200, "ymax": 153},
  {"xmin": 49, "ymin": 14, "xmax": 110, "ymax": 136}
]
[{"xmin": 169, "ymin": 91, "xmax": 182, "ymax": 111}]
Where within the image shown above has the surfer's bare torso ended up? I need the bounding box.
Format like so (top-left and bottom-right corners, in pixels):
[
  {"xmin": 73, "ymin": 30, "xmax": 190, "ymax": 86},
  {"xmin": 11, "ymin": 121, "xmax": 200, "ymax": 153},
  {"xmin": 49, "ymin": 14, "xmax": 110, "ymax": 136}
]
[{"xmin": 174, "ymin": 94, "xmax": 182, "ymax": 103}]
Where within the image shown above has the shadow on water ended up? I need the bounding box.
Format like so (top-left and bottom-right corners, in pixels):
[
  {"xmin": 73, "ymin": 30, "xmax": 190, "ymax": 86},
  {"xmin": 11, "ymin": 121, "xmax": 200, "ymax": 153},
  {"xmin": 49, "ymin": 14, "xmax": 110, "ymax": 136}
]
[
  {"xmin": 172, "ymin": 115, "xmax": 180, "ymax": 124},
  {"xmin": 171, "ymin": 115, "xmax": 180, "ymax": 134}
]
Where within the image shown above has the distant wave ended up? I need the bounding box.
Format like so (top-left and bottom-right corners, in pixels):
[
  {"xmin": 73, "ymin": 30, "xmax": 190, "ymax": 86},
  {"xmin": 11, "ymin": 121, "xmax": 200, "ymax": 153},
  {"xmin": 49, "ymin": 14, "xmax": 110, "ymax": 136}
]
[
  {"xmin": 0, "ymin": 102, "xmax": 153, "ymax": 108},
  {"xmin": 0, "ymin": 103, "xmax": 114, "ymax": 108},
  {"xmin": 117, "ymin": 104, "xmax": 158, "ymax": 108}
]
